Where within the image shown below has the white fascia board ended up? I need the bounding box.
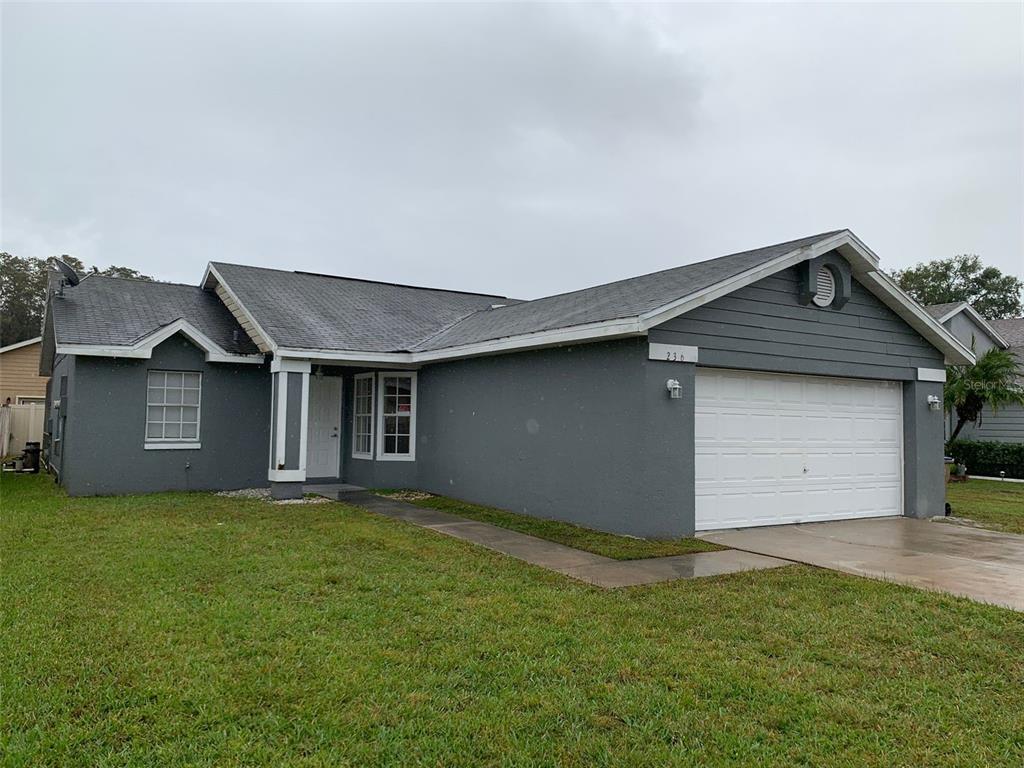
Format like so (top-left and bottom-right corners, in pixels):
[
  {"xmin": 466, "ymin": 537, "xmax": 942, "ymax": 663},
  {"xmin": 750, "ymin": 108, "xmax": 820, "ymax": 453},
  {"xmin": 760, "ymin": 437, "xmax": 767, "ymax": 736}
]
[
  {"xmin": 410, "ymin": 317, "xmax": 644, "ymax": 363},
  {"xmin": 0, "ymin": 337, "xmax": 43, "ymax": 354},
  {"xmin": 270, "ymin": 358, "xmax": 312, "ymax": 374},
  {"xmin": 202, "ymin": 263, "xmax": 278, "ymax": 353},
  {"xmin": 55, "ymin": 344, "xmax": 152, "ymax": 359},
  {"xmin": 831, "ymin": 229, "xmax": 881, "ymax": 268},
  {"xmin": 862, "ymin": 272, "xmax": 976, "ymax": 366},
  {"xmin": 275, "ymin": 347, "xmax": 415, "ymax": 365},
  {"xmin": 55, "ymin": 319, "xmax": 266, "ymax": 365},
  {"xmin": 274, "ymin": 317, "xmax": 645, "ymax": 366},
  {"xmin": 936, "ymin": 303, "xmax": 1010, "ymax": 349}
]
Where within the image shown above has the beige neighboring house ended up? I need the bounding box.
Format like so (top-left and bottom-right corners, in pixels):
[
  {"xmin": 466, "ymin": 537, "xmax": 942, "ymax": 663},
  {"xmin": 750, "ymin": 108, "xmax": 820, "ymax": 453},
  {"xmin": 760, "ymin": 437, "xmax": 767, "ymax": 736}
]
[{"xmin": 0, "ymin": 337, "xmax": 49, "ymax": 405}]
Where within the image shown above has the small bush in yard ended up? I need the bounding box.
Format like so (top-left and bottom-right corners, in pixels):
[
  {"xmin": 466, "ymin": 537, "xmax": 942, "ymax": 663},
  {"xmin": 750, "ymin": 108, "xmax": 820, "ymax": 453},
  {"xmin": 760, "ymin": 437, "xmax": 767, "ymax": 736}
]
[{"xmin": 947, "ymin": 440, "xmax": 1024, "ymax": 479}]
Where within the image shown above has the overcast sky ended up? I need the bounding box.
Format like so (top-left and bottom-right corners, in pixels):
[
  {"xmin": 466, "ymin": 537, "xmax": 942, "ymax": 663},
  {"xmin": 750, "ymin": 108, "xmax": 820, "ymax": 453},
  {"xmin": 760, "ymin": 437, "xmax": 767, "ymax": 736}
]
[{"xmin": 2, "ymin": 2, "xmax": 1022, "ymax": 299}]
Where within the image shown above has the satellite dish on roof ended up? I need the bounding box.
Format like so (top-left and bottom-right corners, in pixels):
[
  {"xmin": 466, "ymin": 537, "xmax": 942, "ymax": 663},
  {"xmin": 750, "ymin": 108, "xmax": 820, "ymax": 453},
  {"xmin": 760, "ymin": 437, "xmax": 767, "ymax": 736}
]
[{"xmin": 54, "ymin": 259, "xmax": 80, "ymax": 287}]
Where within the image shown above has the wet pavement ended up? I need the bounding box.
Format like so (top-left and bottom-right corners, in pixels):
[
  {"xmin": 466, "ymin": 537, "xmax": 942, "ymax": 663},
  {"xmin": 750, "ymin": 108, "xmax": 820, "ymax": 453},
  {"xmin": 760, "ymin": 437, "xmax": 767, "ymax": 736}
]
[
  {"xmin": 341, "ymin": 492, "xmax": 790, "ymax": 589},
  {"xmin": 701, "ymin": 517, "xmax": 1024, "ymax": 611}
]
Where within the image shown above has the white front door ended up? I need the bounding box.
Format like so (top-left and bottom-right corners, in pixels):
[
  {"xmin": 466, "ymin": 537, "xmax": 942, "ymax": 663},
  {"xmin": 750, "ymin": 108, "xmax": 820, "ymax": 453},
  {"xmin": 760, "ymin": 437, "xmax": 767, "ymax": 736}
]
[
  {"xmin": 695, "ymin": 368, "xmax": 903, "ymax": 530},
  {"xmin": 306, "ymin": 376, "xmax": 342, "ymax": 479}
]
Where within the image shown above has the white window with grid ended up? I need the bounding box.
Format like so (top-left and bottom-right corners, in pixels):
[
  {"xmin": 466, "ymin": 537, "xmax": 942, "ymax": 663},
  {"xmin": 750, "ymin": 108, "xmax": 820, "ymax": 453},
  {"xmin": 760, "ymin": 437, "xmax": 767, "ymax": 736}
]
[
  {"xmin": 352, "ymin": 373, "xmax": 375, "ymax": 459},
  {"xmin": 377, "ymin": 372, "xmax": 416, "ymax": 461},
  {"xmin": 145, "ymin": 371, "xmax": 201, "ymax": 448}
]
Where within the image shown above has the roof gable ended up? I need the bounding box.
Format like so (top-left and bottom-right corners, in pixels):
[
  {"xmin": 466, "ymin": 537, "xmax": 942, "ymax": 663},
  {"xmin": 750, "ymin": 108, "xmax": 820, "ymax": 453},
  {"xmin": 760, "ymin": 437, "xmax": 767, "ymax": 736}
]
[
  {"xmin": 0, "ymin": 337, "xmax": 42, "ymax": 355},
  {"xmin": 415, "ymin": 232, "xmax": 842, "ymax": 351},
  {"xmin": 47, "ymin": 275, "xmax": 263, "ymax": 365},
  {"xmin": 925, "ymin": 302, "xmax": 1009, "ymax": 350}
]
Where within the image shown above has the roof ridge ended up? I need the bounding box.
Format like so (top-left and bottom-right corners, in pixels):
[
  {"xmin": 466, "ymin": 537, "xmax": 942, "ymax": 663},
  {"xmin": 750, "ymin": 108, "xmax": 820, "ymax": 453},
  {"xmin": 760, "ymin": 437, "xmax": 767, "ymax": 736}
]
[
  {"xmin": 83, "ymin": 274, "xmax": 199, "ymax": 289},
  {"xmin": 478, "ymin": 229, "xmax": 845, "ymax": 311},
  {"xmin": 210, "ymin": 261, "xmax": 512, "ymax": 300}
]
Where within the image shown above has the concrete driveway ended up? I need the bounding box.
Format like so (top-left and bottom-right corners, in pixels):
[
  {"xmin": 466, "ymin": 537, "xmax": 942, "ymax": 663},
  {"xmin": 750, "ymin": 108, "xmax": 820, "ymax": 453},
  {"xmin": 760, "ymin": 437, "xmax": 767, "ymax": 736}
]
[{"xmin": 701, "ymin": 517, "xmax": 1024, "ymax": 612}]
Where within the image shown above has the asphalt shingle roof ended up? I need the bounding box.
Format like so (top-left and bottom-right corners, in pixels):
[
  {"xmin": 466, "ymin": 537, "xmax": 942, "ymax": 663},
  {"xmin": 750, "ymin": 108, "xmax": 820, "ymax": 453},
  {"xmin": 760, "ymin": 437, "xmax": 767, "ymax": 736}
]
[
  {"xmin": 57, "ymin": 230, "xmax": 846, "ymax": 357},
  {"xmin": 52, "ymin": 275, "xmax": 259, "ymax": 355},
  {"xmin": 413, "ymin": 231, "xmax": 843, "ymax": 350},
  {"xmin": 209, "ymin": 264, "xmax": 518, "ymax": 353},
  {"xmin": 991, "ymin": 317, "xmax": 1024, "ymax": 349},
  {"xmin": 924, "ymin": 302, "xmax": 964, "ymax": 320}
]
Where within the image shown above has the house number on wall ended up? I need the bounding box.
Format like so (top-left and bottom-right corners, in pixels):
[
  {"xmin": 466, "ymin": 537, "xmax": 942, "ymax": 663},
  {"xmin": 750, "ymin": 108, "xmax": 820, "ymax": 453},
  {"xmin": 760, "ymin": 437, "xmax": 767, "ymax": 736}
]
[{"xmin": 648, "ymin": 343, "xmax": 698, "ymax": 363}]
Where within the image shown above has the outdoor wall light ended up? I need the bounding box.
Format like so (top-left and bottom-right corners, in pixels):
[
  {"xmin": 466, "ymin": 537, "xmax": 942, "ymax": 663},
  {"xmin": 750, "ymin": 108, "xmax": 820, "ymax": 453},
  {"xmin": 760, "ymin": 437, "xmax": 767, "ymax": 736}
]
[
  {"xmin": 666, "ymin": 379, "xmax": 683, "ymax": 399},
  {"xmin": 927, "ymin": 394, "xmax": 941, "ymax": 411}
]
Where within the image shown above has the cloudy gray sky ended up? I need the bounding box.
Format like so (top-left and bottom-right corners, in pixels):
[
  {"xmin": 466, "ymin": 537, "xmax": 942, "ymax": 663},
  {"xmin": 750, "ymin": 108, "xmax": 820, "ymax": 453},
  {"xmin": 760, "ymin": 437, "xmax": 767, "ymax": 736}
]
[{"xmin": 2, "ymin": 2, "xmax": 1021, "ymax": 298}]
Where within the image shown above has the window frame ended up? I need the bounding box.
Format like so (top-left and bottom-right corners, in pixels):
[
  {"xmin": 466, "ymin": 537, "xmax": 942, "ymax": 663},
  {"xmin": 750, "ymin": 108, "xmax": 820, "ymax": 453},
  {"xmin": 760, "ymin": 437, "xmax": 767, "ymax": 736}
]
[
  {"xmin": 352, "ymin": 373, "xmax": 375, "ymax": 460},
  {"xmin": 376, "ymin": 371, "xmax": 417, "ymax": 462},
  {"xmin": 144, "ymin": 370, "xmax": 202, "ymax": 449}
]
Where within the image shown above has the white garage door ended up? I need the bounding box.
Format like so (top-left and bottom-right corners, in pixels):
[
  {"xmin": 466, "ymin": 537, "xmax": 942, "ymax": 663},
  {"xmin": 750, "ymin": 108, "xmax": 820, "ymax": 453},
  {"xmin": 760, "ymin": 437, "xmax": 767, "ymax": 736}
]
[{"xmin": 695, "ymin": 368, "xmax": 903, "ymax": 531}]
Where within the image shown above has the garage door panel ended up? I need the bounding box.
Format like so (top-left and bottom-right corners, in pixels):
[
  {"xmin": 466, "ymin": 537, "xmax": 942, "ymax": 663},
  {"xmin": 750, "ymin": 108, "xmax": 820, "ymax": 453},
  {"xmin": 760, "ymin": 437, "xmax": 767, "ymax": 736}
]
[{"xmin": 695, "ymin": 369, "xmax": 903, "ymax": 531}]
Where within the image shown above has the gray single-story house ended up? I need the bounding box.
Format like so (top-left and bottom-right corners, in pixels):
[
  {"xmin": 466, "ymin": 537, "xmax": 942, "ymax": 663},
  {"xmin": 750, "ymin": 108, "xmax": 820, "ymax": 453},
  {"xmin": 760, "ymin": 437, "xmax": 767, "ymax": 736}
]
[
  {"xmin": 39, "ymin": 230, "xmax": 975, "ymax": 537},
  {"xmin": 926, "ymin": 302, "xmax": 1024, "ymax": 444}
]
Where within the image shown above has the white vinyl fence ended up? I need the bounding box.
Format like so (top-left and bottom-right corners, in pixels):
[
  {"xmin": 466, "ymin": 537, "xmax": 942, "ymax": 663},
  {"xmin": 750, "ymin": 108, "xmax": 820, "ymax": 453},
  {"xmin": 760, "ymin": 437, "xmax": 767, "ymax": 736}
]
[{"xmin": 0, "ymin": 403, "xmax": 46, "ymax": 457}]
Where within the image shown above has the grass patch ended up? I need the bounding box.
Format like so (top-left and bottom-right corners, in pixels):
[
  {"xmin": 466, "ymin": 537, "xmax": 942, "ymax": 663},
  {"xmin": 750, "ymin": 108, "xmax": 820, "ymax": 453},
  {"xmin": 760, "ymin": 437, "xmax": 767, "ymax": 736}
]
[
  {"xmin": 947, "ymin": 478, "xmax": 1024, "ymax": 535},
  {"xmin": 3, "ymin": 473, "xmax": 1023, "ymax": 767},
  {"xmin": 376, "ymin": 490, "xmax": 723, "ymax": 559}
]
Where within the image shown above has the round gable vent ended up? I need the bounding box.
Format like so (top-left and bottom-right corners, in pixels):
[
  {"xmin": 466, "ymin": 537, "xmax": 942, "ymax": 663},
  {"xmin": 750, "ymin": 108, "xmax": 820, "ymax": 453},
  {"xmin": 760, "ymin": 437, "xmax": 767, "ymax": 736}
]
[{"xmin": 812, "ymin": 266, "xmax": 836, "ymax": 307}]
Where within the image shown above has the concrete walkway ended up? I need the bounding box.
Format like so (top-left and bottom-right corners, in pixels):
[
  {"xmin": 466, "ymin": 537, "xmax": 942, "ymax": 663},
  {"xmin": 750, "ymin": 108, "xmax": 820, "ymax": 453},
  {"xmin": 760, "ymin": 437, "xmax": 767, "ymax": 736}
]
[
  {"xmin": 702, "ymin": 517, "xmax": 1024, "ymax": 612},
  {"xmin": 333, "ymin": 491, "xmax": 789, "ymax": 588}
]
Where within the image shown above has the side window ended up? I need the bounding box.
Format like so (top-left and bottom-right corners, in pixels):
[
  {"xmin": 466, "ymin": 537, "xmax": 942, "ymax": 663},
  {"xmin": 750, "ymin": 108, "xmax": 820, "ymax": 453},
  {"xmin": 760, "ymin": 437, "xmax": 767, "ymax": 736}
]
[
  {"xmin": 352, "ymin": 374, "xmax": 374, "ymax": 459},
  {"xmin": 377, "ymin": 373, "xmax": 416, "ymax": 461},
  {"xmin": 146, "ymin": 371, "xmax": 201, "ymax": 445}
]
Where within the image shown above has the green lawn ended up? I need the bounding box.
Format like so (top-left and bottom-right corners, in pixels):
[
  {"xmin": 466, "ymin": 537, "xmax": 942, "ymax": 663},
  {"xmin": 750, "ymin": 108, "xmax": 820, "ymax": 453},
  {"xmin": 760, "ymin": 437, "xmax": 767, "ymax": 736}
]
[
  {"xmin": 947, "ymin": 478, "xmax": 1024, "ymax": 535},
  {"xmin": 3, "ymin": 474, "xmax": 1023, "ymax": 767},
  {"xmin": 377, "ymin": 491, "xmax": 723, "ymax": 559}
]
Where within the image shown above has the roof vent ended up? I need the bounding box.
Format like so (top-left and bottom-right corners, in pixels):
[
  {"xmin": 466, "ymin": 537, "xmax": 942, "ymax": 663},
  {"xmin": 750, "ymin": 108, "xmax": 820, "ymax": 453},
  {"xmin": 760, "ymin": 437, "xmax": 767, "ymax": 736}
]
[
  {"xmin": 490, "ymin": 303, "xmax": 507, "ymax": 309},
  {"xmin": 812, "ymin": 266, "xmax": 836, "ymax": 308}
]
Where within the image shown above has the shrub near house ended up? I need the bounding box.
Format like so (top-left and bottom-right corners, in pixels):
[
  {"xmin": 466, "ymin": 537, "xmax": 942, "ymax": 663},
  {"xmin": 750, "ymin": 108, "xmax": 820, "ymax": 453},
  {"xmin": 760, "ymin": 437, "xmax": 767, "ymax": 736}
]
[{"xmin": 948, "ymin": 440, "xmax": 1024, "ymax": 480}]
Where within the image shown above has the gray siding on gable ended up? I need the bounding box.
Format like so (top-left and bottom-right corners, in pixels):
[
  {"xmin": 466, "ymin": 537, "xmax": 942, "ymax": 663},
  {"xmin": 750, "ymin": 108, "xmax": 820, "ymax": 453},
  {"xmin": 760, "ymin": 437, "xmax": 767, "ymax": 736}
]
[
  {"xmin": 958, "ymin": 404, "xmax": 1024, "ymax": 444},
  {"xmin": 650, "ymin": 266, "xmax": 943, "ymax": 380},
  {"xmin": 59, "ymin": 334, "xmax": 271, "ymax": 495},
  {"xmin": 943, "ymin": 312, "xmax": 1000, "ymax": 356}
]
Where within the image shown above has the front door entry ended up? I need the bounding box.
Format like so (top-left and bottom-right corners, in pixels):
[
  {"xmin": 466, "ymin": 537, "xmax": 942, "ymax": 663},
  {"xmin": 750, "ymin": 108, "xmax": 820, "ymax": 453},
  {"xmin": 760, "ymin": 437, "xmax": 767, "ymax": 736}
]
[{"xmin": 306, "ymin": 376, "xmax": 342, "ymax": 479}]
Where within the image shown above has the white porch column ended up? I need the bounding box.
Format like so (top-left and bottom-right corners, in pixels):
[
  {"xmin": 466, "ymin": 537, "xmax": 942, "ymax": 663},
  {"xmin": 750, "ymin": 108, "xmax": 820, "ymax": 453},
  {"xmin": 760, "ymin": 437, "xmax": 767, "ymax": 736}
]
[{"xmin": 268, "ymin": 358, "xmax": 311, "ymax": 498}]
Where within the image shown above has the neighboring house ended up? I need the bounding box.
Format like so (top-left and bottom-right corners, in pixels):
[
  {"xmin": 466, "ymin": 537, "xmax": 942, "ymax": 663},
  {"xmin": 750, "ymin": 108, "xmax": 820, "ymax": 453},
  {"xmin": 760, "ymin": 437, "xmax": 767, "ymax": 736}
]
[
  {"xmin": 925, "ymin": 302, "xmax": 1024, "ymax": 444},
  {"xmin": 38, "ymin": 230, "xmax": 974, "ymax": 537},
  {"xmin": 0, "ymin": 337, "xmax": 49, "ymax": 405}
]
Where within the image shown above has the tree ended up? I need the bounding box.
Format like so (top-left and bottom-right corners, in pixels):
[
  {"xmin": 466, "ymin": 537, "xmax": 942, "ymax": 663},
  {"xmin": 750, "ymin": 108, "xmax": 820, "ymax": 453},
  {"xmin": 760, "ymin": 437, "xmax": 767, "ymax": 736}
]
[
  {"xmin": 944, "ymin": 347, "xmax": 1024, "ymax": 448},
  {"xmin": 893, "ymin": 254, "xmax": 1023, "ymax": 319},
  {"xmin": 0, "ymin": 253, "xmax": 152, "ymax": 347}
]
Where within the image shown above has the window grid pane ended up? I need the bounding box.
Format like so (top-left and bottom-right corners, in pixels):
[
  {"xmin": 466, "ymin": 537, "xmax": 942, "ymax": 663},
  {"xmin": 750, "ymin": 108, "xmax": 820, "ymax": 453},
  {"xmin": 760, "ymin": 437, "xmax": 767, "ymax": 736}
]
[
  {"xmin": 146, "ymin": 370, "xmax": 201, "ymax": 442},
  {"xmin": 353, "ymin": 375, "xmax": 374, "ymax": 456},
  {"xmin": 381, "ymin": 375, "xmax": 413, "ymax": 456}
]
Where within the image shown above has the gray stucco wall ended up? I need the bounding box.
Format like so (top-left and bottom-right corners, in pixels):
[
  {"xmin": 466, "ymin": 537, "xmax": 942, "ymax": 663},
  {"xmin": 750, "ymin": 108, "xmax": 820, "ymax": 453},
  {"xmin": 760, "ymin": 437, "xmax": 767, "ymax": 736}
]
[
  {"xmin": 902, "ymin": 380, "xmax": 947, "ymax": 517},
  {"xmin": 650, "ymin": 265, "xmax": 944, "ymax": 379},
  {"xmin": 412, "ymin": 338, "xmax": 692, "ymax": 538},
  {"xmin": 59, "ymin": 334, "xmax": 271, "ymax": 495},
  {"xmin": 45, "ymin": 354, "xmax": 75, "ymax": 479}
]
